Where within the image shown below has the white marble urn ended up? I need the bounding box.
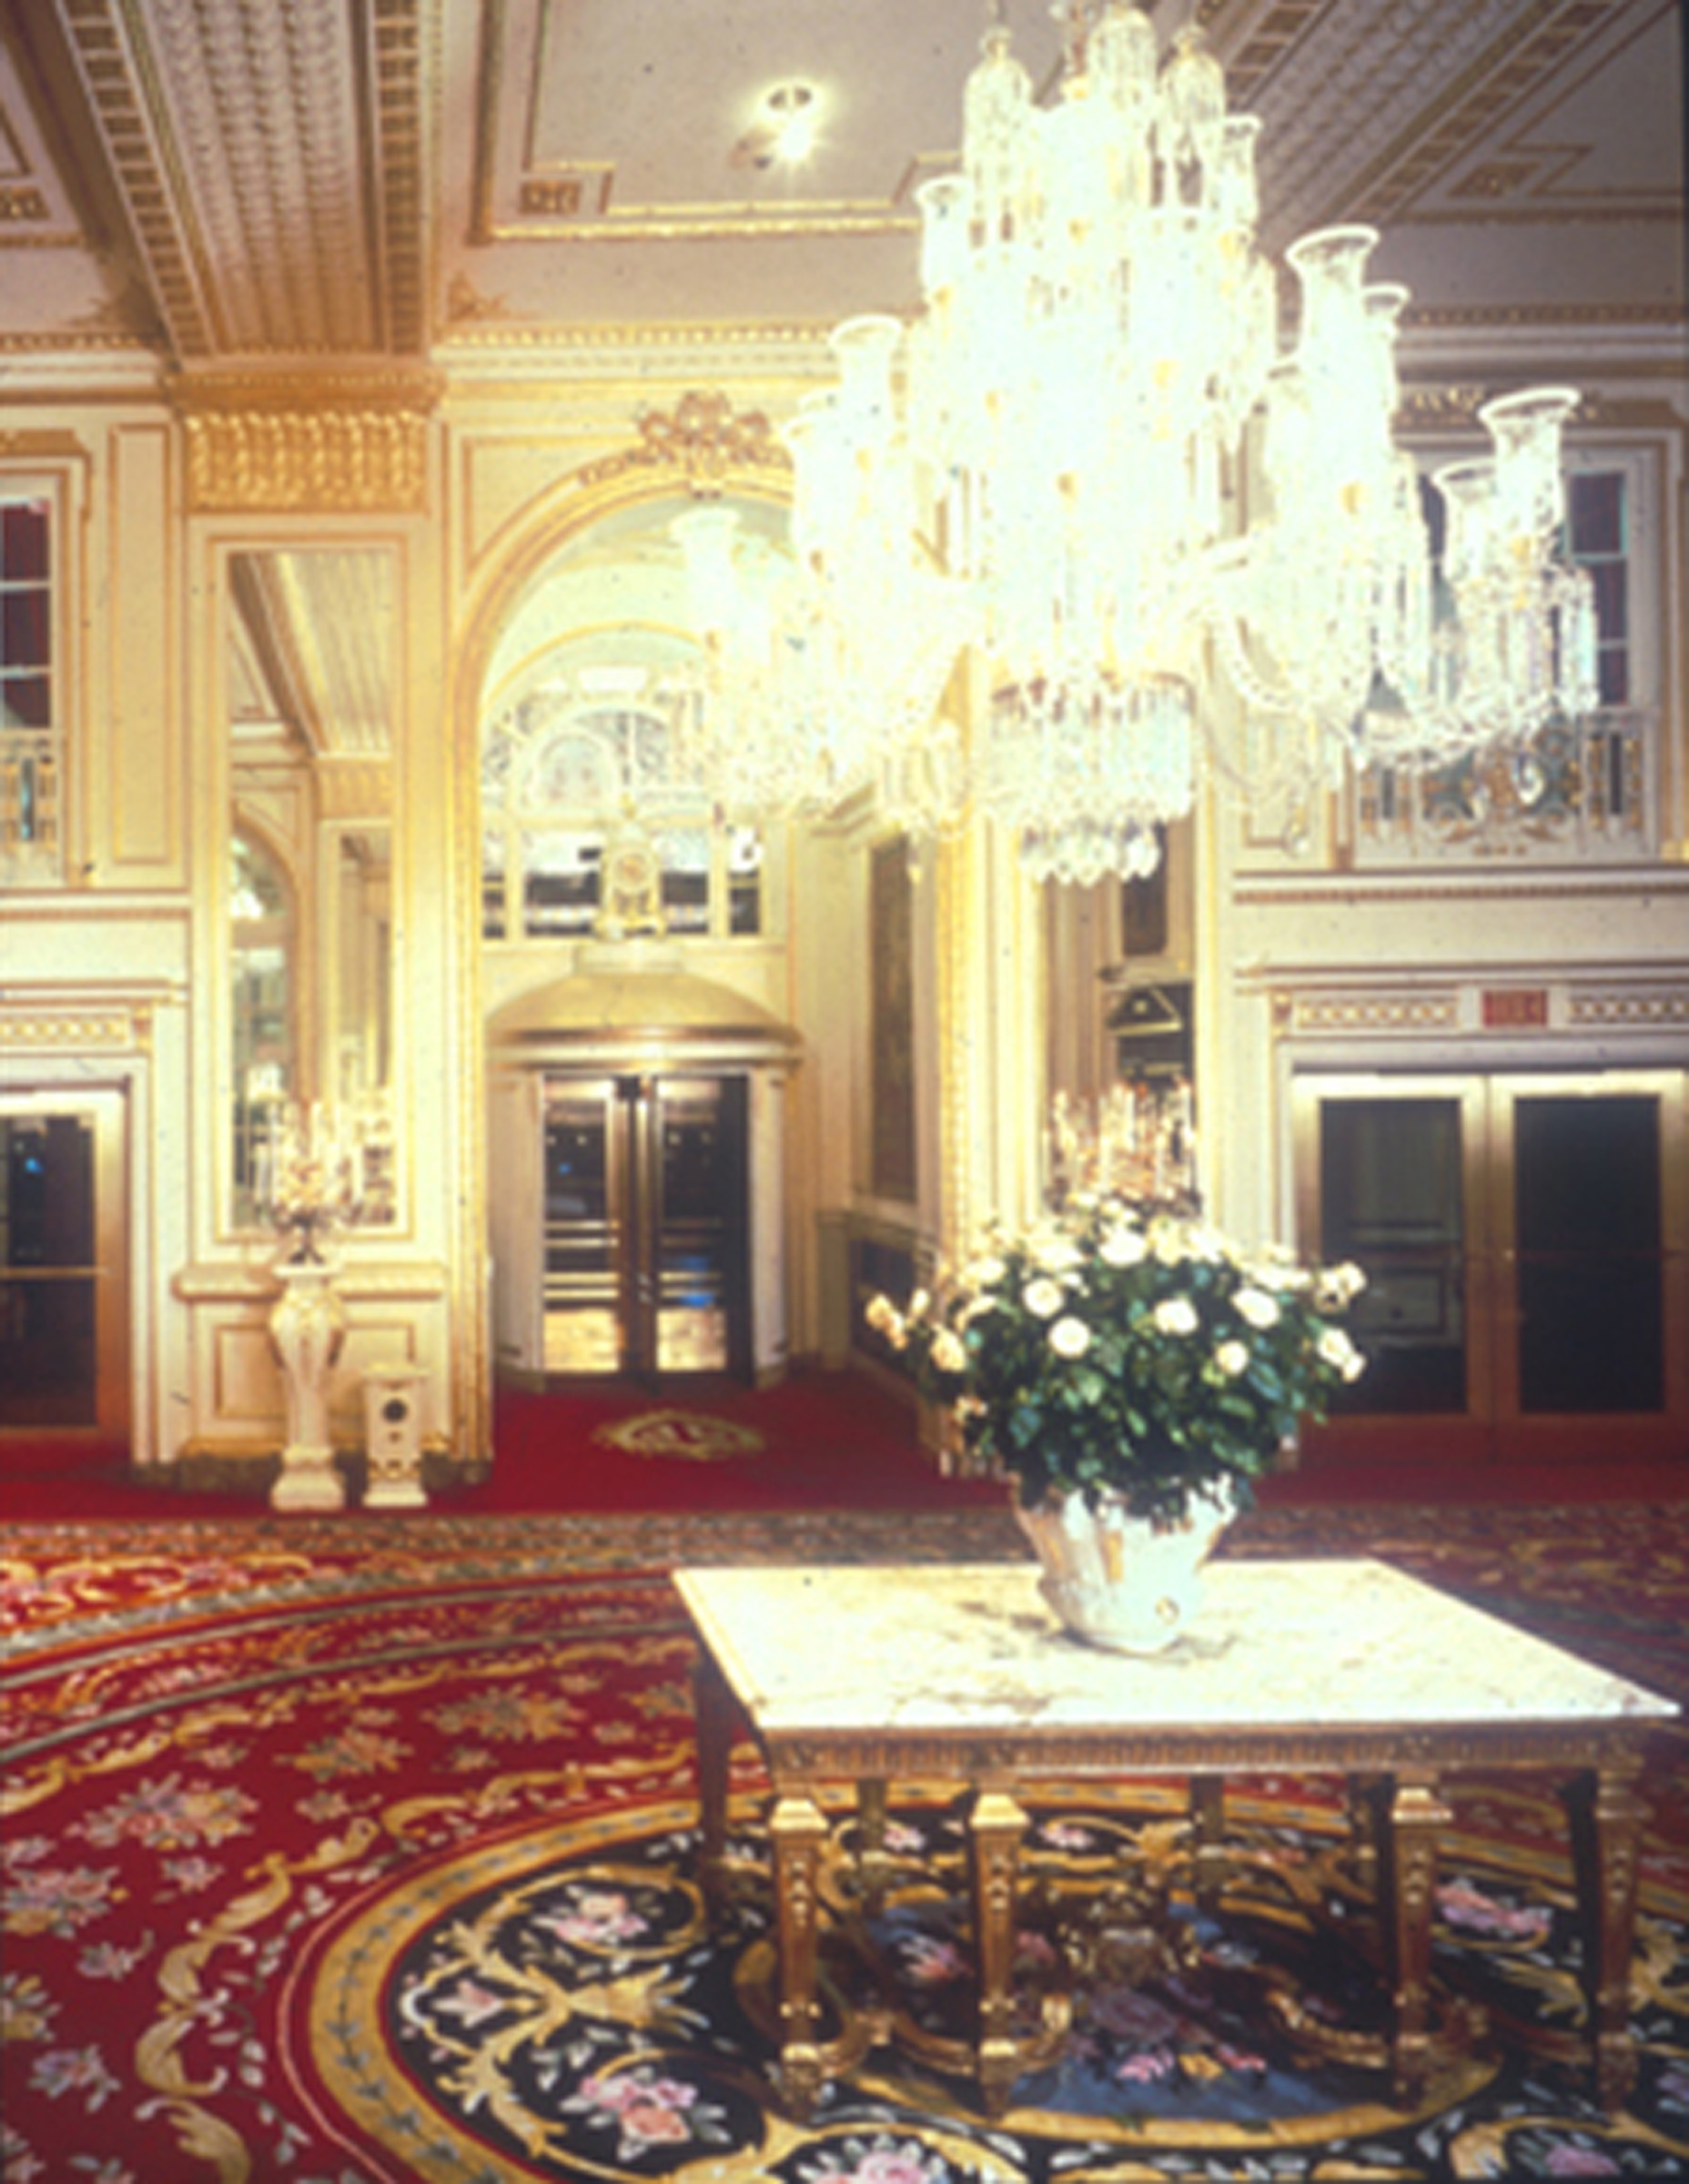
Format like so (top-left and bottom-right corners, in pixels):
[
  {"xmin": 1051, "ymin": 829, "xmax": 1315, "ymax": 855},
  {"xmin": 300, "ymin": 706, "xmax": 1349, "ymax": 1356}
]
[{"xmin": 1013, "ymin": 1477, "xmax": 1238, "ymax": 1653}]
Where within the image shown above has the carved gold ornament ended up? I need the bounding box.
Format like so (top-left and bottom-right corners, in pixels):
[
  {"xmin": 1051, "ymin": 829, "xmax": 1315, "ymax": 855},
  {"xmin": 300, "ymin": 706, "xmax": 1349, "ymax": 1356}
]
[
  {"xmin": 576, "ymin": 391, "xmax": 790, "ymax": 501},
  {"xmin": 592, "ymin": 1410, "xmax": 764, "ymax": 1462}
]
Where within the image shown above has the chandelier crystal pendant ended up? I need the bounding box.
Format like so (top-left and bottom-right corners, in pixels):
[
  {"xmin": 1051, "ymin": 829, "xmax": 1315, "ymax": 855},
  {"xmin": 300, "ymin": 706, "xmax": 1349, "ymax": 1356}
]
[{"xmin": 766, "ymin": 0, "xmax": 1597, "ymax": 879}]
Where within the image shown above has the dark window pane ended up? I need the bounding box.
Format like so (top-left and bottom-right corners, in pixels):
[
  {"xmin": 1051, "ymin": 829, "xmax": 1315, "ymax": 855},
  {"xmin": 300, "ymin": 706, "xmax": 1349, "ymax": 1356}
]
[
  {"xmin": 523, "ymin": 866, "xmax": 600, "ymax": 936},
  {"xmin": 0, "ymin": 501, "xmax": 49, "ymax": 581},
  {"xmin": 1, "ymin": 588, "xmax": 50, "ymax": 668},
  {"xmin": 728, "ymin": 874, "xmax": 761, "ymax": 935},
  {"xmin": 1568, "ymin": 472, "xmax": 1623, "ymax": 558},
  {"xmin": 1590, "ymin": 560, "xmax": 1628, "ymax": 645},
  {"xmin": 1, "ymin": 673, "xmax": 51, "ymax": 729},
  {"xmin": 660, "ymin": 866, "xmax": 709, "ymax": 933},
  {"xmin": 1514, "ymin": 1096, "xmax": 1663, "ymax": 1413},
  {"xmin": 1597, "ymin": 649, "xmax": 1630, "ymax": 707},
  {"xmin": 1320, "ymin": 1097, "xmax": 1466, "ymax": 1414}
]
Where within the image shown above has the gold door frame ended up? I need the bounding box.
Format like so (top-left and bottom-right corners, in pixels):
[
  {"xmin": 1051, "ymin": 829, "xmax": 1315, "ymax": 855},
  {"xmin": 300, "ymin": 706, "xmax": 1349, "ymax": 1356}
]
[
  {"xmin": 0, "ymin": 1086, "xmax": 129, "ymax": 1440},
  {"xmin": 1293, "ymin": 1068, "xmax": 1686, "ymax": 1463}
]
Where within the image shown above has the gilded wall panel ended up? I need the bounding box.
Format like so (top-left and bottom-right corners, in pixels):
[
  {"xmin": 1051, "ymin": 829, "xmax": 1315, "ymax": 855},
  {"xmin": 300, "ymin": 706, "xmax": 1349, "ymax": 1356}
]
[{"xmin": 102, "ymin": 425, "xmax": 181, "ymax": 883}]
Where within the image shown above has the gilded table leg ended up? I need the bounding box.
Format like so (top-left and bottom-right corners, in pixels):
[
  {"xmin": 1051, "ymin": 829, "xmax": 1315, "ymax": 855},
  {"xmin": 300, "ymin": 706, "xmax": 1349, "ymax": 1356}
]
[
  {"xmin": 1565, "ymin": 1764, "xmax": 1644, "ymax": 2109},
  {"xmin": 771, "ymin": 1793, "xmax": 831, "ymax": 2119},
  {"xmin": 1190, "ymin": 1773, "xmax": 1226, "ymax": 1914},
  {"xmin": 1381, "ymin": 1770, "xmax": 1451, "ymax": 2102},
  {"xmin": 857, "ymin": 1776, "xmax": 891, "ymax": 1913},
  {"xmin": 691, "ymin": 1645, "xmax": 736, "ymax": 1918},
  {"xmin": 1349, "ymin": 1772, "xmax": 1386, "ymax": 1901},
  {"xmin": 970, "ymin": 1788, "xmax": 1029, "ymax": 2117}
]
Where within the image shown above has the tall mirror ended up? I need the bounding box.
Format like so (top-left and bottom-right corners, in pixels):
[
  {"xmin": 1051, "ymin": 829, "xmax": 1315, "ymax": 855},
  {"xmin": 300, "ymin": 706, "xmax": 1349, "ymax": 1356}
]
[{"xmin": 228, "ymin": 549, "xmax": 396, "ymax": 1229}]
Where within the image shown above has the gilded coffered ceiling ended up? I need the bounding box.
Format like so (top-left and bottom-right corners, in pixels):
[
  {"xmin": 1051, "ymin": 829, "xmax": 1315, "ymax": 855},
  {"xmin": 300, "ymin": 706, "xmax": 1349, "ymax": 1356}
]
[{"xmin": 0, "ymin": 0, "xmax": 1681, "ymax": 369}]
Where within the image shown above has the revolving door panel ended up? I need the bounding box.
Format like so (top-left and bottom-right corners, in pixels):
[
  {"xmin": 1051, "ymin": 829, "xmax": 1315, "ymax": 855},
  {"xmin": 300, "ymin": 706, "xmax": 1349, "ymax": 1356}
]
[{"xmin": 541, "ymin": 1074, "xmax": 749, "ymax": 1380}]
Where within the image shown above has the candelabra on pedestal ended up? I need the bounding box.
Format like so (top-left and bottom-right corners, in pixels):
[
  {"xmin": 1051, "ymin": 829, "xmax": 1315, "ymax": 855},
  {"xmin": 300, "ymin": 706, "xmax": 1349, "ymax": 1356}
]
[{"xmin": 258, "ymin": 1097, "xmax": 392, "ymax": 1514}]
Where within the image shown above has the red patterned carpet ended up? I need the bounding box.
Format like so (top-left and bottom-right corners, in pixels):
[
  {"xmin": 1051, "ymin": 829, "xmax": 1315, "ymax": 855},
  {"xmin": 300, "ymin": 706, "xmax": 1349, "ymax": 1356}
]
[{"xmin": 4, "ymin": 1499, "xmax": 1688, "ymax": 2183}]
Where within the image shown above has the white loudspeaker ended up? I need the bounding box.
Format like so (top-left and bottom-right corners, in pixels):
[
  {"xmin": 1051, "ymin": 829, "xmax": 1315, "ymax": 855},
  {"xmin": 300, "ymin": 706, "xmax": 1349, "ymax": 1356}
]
[{"xmin": 362, "ymin": 1364, "xmax": 428, "ymax": 1509}]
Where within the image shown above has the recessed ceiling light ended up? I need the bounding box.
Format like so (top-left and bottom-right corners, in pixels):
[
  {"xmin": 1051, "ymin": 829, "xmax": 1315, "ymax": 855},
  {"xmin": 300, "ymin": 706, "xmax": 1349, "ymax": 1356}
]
[{"xmin": 731, "ymin": 81, "xmax": 820, "ymax": 172}]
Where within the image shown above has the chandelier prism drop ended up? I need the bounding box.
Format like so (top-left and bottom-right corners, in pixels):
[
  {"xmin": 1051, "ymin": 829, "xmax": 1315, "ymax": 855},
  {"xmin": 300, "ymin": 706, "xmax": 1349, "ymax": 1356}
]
[{"xmin": 683, "ymin": 1, "xmax": 1597, "ymax": 877}]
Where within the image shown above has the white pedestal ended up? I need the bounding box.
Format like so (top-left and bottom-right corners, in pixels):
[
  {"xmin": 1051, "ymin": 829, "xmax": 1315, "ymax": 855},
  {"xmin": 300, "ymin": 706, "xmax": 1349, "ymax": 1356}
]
[{"xmin": 268, "ymin": 1258, "xmax": 347, "ymax": 1514}]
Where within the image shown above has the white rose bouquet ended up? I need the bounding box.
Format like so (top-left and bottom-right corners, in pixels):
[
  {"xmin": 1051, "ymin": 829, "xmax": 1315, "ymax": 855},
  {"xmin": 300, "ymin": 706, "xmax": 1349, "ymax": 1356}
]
[{"xmin": 868, "ymin": 1196, "xmax": 1365, "ymax": 1522}]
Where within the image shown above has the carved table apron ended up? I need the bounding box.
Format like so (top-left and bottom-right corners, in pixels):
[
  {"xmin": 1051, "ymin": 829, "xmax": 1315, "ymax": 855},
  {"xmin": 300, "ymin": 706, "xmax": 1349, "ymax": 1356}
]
[{"xmin": 675, "ymin": 1559, "xmax": 1676, "ymax": 2120}]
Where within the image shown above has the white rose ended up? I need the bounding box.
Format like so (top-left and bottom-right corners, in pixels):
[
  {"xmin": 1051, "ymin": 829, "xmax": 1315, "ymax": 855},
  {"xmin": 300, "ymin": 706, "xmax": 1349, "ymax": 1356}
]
[
  {"xmin": 1318, "ymin": 1326, "xmax": 1365, "ymax": 1380},
  {"xmin": 1036, "ymin": 1238, "xmax": 1084, "ymax": 1274},
  {"xmin": 865, "ymin": 1294, "xmax": 896, "ymax": 1335},
  {"xmin": 1023, "ymin": 1276, "xmax": 1065, "ymax": 1319},
  {"xmin": 1149, "ymin": 1220, "xmax": 1190, "ymax": 1267},
  {"xmin": 930, "ymin": 1329, "xmax": 967, "ymax": 1375},
  {"xmin": 966, "ymin": 1254, "xmax": 1006, "ymax": 1289},
  {"xmin": 1152, "ymin": 1296, "xmax": 1199, "ymax": 1337},
  {"xmin": 1234, "ymin": 1287, "xmax": 1280, "ymax": 1330},
  {"xmin": 1048, "ymin": 1315, "xmax": 1091, "ymax": 1360},
  {"xmin": 1098, "ymin": 1225, "xmax": 1148, "ymax": 1268},
  {"xmin": 1215, "ymin": 1339, "xmax": 1250, "ymax": 1377},
  {"xmin": 1315, "ymin": 1260, "xmax": 1368, "ymax": 1309}
]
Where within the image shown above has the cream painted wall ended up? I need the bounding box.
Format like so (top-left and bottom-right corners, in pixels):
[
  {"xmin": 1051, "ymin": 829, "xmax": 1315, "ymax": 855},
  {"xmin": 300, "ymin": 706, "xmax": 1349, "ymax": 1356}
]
[{"xmin": 1, "ymin": 319, "xmax": 1684, "ymax": 1483}]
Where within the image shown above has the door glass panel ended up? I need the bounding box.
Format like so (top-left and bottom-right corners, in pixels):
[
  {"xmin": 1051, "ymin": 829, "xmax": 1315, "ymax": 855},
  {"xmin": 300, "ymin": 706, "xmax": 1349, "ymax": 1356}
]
[
  {"xmin": 532, "ymin": 1073, "xmax": 750, "ymax": 1380},
  {"xmin": 1514, "ymin": 1095, "xmax": 1663, "ymax": 1412},
  {"xmin": 0, "ymin": 1115, "xmax": 97, "ymax": 1425},
  {"xmin": 543, "ymin": 1087, "xmax": 621, "ymax": 1372},
  {"xmin": 654, "ymin": 1078, "xmax": 744, "ymax": 1373},
  {"xmin": 1319, "ymin": 1098, "xmax": 1467, "ymax": 1412}
]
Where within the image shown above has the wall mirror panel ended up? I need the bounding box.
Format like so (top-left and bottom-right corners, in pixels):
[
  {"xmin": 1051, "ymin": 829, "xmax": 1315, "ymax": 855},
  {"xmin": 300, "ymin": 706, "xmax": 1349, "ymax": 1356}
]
[{"xmin": 227, "ymin": 549, "xmax": 397, "ymax": 1229}]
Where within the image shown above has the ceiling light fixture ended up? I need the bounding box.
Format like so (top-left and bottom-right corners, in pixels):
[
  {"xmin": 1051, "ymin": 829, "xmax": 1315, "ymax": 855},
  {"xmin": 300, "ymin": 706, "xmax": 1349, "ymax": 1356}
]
[
  {"xmin": 733, "ymin": 81, "xmax": 820, "ymax": 170},
  {"xmin": 687, "ymin": 3, "xmax": 1594, "ymax": 880}
]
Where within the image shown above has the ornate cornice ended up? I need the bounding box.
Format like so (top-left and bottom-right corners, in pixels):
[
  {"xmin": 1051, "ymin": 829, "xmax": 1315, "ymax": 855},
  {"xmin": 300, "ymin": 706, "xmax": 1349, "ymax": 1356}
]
[
  {"xmin": 52, "ymin": 0, "xmax": 430, "ymax": 366},
  {"xmin": 574, "ymin": 390, "xmax": 790, "ymax": 500}
]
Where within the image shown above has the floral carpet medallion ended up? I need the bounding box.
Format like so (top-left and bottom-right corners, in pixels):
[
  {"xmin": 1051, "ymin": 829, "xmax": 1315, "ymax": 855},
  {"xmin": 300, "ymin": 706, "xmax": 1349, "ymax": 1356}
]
[
  {"xmin": 299, "ymin": 1776, "xmax": 1689, "ymax": 2184},
  {"xmin": 3, "ymin": 1504, "xmax": 1688, "ymax": 2183}
]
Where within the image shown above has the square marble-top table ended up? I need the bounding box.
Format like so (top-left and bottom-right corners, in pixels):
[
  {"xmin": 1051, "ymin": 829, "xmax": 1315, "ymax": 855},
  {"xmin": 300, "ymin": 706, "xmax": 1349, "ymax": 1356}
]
[{"xmin": 675, "ymin": 1558, "xmax": 1676, "ymax": 2118}]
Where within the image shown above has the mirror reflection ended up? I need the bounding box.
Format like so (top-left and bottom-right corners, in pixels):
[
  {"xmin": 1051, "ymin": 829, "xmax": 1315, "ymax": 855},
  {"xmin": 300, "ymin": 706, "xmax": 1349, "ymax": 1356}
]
[{"xmin": 228, "ymin": 549, "xmax": 396, "ymax": 1228}]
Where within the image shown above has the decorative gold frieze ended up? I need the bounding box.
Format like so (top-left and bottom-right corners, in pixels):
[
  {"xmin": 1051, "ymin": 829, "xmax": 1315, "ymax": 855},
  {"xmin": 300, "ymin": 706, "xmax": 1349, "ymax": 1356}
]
[
  {"xmin": 173, "ymin": 371, "xmax": 441, "ymax": 511},
  {"xmin": 575, "ymin": 389, "xmax": 790, "ymax": 500},
  {"xmin": 0, "ymin": 1007, "xmax": 150, "ymax": 1051},
  {"xmin": 1568, "ymin": 989, "xmax": 1689, "ymax": 1029},
  {"xmin": 1270, "ymin": 990, "xmax": 1461, "ymax": 1041}
]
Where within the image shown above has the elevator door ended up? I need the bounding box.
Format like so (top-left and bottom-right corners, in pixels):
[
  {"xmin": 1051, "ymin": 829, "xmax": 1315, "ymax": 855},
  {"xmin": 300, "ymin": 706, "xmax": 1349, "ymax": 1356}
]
[
  {"xmin": 1296, "ymin": 1072, "xmax": 1686, "ymax": 1462},
  {"xmin": 0, "ymin": 1092, "xmax": 128, "ymax": 1435},
  {"xmin": 541, "ymin": 1074, "xmax": 750, "ymax": 1380}
]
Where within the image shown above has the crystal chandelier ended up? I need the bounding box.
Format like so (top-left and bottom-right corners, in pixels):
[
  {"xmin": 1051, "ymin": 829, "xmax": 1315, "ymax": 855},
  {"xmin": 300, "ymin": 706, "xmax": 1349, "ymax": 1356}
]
[
  {"xmin": 760, "ymin": 0, "xmax": 1597, "ymax": 880},
  {"xmin": 671, "ymin": 497, "xmax": 963, "ymax": 823}
]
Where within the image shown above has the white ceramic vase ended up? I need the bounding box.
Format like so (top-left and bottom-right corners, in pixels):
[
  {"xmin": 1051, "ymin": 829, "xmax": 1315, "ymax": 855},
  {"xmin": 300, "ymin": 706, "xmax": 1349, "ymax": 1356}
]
[{"xmin": 1014, "ymin": 1476, "xmax": 1238, "ymax": 1653}]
